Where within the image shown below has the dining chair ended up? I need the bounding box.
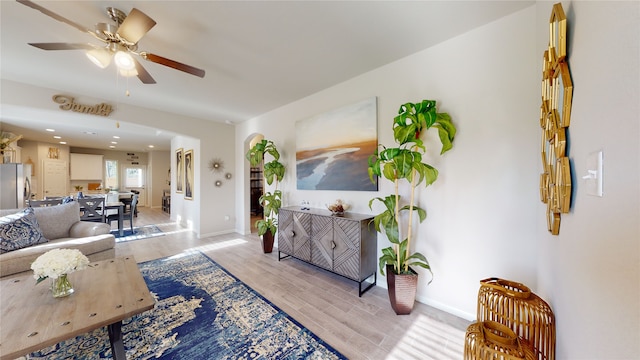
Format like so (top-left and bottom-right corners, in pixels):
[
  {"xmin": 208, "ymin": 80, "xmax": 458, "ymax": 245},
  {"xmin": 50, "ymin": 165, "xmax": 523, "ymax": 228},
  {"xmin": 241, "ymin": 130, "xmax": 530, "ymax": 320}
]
[
  {"xmin": 129, "ymin": 190, "xmax": 140, "ymax": 217},
  {"xmin": 120, "ymin": 194, "xmax": 133, "ymax": 216},
  {"xmin": 107, "ymin": 194, "xmax": 138, "ymax": 233},
  {"xmin": 78, "ymin": 197, "xmax": 106, "ymax": 223},
  {"xmin": 28, "ymin": 199, "xmax": 63, "ymax": 207}
]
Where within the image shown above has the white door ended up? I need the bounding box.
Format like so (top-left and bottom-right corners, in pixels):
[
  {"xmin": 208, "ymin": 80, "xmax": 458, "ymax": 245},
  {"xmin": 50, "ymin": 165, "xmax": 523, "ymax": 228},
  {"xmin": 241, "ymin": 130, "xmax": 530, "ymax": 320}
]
[
  {"xmin": 43, "ymin": 160, "xmax": 67, "ymax": 198},
  {"xmin": 122, "ymin": 165, "xmax": 146, "ymax": 207}
]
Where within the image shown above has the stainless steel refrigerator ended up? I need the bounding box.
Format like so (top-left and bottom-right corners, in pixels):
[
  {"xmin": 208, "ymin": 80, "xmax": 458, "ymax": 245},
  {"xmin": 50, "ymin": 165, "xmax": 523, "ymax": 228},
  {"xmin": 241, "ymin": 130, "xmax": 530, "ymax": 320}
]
[{"xmin": 0, "ymin": 163, "xmax": 32, "ymax": 209}]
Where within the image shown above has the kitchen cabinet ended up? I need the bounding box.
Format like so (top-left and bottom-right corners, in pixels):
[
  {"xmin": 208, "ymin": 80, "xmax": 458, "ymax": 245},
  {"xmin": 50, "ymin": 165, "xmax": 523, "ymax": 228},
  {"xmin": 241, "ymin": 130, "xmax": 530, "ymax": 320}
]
[{"xmin": 70, "ymin": 153, "xmax": 103, "ymax": 180}]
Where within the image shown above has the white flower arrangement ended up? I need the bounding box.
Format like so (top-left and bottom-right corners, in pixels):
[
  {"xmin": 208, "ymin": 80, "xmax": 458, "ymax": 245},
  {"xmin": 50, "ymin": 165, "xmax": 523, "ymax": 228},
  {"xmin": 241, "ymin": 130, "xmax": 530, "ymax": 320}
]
[{"xmin": 31, "ymin": 248, "xmax": 90, "ymax": 284}]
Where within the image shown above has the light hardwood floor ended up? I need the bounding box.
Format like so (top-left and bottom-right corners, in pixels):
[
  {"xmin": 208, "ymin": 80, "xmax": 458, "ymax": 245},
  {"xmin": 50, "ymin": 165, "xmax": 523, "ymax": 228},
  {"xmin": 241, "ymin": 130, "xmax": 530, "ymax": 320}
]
[{"xmin": 116, "ymin": 207, "xmax": 470, "ymax": 360}]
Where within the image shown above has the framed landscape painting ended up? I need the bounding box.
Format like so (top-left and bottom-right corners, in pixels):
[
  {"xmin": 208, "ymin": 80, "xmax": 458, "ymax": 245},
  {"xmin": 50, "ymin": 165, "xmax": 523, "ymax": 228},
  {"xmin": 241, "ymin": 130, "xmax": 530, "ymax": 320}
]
[
  {"xmin": 184, "ymin": 149, "xmax": 194, "ymax": 200},
  {"xmin": 175, "ymin": 148, "xmax": 184, "ymax": 193},
  {"xmin": 296, "ymin": 97, "xmax": 378, "ymax": 191}
]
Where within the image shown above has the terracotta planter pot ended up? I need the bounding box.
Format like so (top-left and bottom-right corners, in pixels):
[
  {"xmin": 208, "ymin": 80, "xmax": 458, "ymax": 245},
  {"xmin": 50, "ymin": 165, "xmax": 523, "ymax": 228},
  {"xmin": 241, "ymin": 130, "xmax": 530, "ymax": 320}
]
[
  {"xmin": 386, "ymin": 264, "xmax": 418, "ymax": 315},
  {"xmin": 261, "ymin": 230, "xmax": 274, "ymax": 253}
]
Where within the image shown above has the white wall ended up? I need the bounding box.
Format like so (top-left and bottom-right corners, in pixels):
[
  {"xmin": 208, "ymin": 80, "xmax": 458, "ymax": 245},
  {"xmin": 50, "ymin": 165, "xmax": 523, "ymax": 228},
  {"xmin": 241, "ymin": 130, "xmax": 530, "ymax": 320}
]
[
  {"xmin": 536, "ymin": 2, "xmax": 640, "ymax": 359},
  {"xmin": 237, "ymin": 6, "xmax": 539, "ymax": 319},
  {"xmin": 171, "ymin": 133, "xmax": 236, "ymax": 238},
  {"xmin": 149, "ymin": 150, "xmax": 170, "ymax": 209},
  {"xmin": 171, "ymin": 136, "xmax": 200, "ymax": 231},
  {"xmin": 237, "ymin": 3, "xmax": 640, "ymax": 357}
]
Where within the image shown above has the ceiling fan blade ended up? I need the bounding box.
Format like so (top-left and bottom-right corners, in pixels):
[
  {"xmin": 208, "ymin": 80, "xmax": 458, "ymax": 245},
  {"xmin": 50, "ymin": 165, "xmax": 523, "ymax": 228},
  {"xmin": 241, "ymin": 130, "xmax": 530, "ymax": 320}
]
[
  {"xmin": 133, "ymin": 58, "xmax": 156, "ymax": 84},
  {"xmin": 141, "ymin": 52, "xmax": 205, "ymax": 78},
  {"xmin": 17, "ymin": 0, "xmax": 91, "ymax": 35},
  {"xmin": 29, "ymin": 42, "xmax": 94, "ymax": 51},
  {"xmin": 116, "ymin": 8, "xmax": 156, "ymax": 45}
]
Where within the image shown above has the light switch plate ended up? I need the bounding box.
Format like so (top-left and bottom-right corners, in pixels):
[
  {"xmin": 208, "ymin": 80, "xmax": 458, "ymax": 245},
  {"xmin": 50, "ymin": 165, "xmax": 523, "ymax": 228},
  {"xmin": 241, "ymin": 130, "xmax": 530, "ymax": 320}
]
[{"xmin": 584, "ymin": 150, "xmax": 603, "ymax": 197}]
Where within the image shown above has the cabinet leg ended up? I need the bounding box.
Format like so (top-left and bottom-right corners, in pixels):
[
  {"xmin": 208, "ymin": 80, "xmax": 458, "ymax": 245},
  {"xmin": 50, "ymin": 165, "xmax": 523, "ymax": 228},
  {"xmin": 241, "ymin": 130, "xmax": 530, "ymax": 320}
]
[
  {"xmin": 359, "ymin": 272, "xmax": 376, "ymax": 297},
  {"xmin": 278, "ymin": 251, "xmax": 291, "ymax": 261}
]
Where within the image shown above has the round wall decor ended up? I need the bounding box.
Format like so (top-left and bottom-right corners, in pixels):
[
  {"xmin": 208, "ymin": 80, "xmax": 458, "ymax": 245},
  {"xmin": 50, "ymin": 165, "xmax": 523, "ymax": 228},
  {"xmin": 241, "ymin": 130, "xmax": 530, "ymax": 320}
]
[{"xmin": 209, "ymin": 158, "xmax": 224, "ymax": 173}]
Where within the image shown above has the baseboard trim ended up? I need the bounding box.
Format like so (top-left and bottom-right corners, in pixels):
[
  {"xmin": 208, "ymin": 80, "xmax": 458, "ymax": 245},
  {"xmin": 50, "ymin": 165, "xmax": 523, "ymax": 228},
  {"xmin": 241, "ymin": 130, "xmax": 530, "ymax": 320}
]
[{"xmin": 417, "ymin": 295, "xmax": 475, "ymax": 322}]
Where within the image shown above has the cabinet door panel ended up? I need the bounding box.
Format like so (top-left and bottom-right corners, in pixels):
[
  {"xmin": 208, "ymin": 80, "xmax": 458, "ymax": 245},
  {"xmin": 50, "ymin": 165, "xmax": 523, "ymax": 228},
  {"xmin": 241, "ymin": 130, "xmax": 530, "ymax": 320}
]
[
  {"xmin": 292, "ymin": 211, "xmax": 311, "ymax": 262},
  {"xmin": 311, "ymin": 216, "xmax": 333, "ymax": 271},
  {"xmin": 332, "ymin": 218, "xmax": 360, "ymax": 280},
  {"xmin": 278, "ymin": 209, "xmax": 294, "ymax": 255}
]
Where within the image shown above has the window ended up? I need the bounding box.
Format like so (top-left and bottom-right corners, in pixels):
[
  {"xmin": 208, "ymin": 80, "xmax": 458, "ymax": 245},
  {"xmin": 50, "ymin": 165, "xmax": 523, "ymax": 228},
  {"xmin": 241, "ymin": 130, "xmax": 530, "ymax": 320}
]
[
  {"xmin": 105, "ymin": 160, "xmax": 118, "ymax": 190},
  {"xmin": 125, "ymin": 167, "xmax": 144, "ymax": 188}
]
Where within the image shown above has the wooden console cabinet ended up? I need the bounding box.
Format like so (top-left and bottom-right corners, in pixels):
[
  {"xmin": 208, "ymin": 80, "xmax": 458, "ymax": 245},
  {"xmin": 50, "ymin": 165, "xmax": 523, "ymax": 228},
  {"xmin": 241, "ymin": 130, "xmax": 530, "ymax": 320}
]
[{"xmin": 278, "ymin": 206, "xmax": 377, "ymax": 296}]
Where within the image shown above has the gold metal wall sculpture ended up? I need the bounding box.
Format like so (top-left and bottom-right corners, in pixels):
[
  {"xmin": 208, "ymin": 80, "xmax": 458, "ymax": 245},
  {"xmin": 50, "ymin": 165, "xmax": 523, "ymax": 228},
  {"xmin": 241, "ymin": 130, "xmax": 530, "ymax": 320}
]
[
  {"xmin": 52, "ymin": 95, "xmax": 114, "ymax": 117},
  {"xmin": 540, "ymin": 3, "xmax": 573, "ymax": 235}
]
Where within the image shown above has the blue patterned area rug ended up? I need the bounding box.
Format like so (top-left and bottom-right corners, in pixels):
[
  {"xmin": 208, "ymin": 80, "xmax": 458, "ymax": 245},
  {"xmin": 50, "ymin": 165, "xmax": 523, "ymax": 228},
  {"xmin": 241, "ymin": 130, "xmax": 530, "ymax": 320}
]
[
  {"xmin": 26, "ymin": 251, "xmax": 346, "ymax": 359},
  {"xmin": 111, "ymin": 224, "xmax": 164, "ymax": 242}
]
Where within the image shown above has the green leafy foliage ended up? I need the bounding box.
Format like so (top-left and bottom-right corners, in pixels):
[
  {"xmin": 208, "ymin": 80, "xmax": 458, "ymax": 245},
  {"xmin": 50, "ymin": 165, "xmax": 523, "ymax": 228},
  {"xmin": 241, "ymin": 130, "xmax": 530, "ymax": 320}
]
[
  {"xmin": 246, "ymin": 139, "xmax": 281, "ymax": 167},
  {"xmin": 263, "ymin": 160, "xmax": 285, "ymax": 185},
  {"xmin": 379, "ymin": 241, "xmax": 432, "ymax": 283},
  {"xmin": 368, "ymin": 195, "xmax": 425, "ymax": 244},
  {"xmin": 246, "ymin": 139, "xmax": 286, "ymax": 238},
  {"xmin": 255, "ymin": 218, "xmax": 278, "ymax": 237},
  {"xmin": 368, "ymin": 99, "xmax": 456, "ymax": 278},
  {"xmin": 259, "ymin": 190, "xmax": 282, "ymax": 219}
]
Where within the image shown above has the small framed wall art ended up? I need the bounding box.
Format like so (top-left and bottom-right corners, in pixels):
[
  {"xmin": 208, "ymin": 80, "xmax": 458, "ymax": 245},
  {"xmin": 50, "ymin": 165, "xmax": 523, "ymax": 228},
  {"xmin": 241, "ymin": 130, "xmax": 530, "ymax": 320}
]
[
  {"xmin": 184, "ymin": 149, "xmax": 194, "ymax": 200},
  {"xmin": 175, "ymin": 148, "xmax": 184, "ymax": 193}
]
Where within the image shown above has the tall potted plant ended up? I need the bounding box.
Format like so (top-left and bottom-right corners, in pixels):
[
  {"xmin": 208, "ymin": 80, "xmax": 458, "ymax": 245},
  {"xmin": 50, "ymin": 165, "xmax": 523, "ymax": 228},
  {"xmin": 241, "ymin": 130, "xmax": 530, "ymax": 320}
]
[
  {"xmin": 246, "ymin": 139, "xmax": 285, "ymax": 253},
  {"xmin": 368, "ymin": 99, "xmax": 456, "ymax": 314}
]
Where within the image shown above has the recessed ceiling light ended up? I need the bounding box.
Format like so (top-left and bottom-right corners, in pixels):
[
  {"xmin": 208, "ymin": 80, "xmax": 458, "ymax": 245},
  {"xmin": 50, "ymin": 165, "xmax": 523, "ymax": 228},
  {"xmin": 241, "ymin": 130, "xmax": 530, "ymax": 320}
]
[
  {"xmin": 148, "ymin": 145, "xmax": 154, "ymax": 148},
  {"xmin": 111, "ymin": 141, "xmax": 118, "ymax": 144},
  {"xmin": 53, "ymin": 136, "xmax": 62, "ymax": 139},
  {"xmin": 113, "ymin": 136, "xmax": 120, "ymax": 139},
  {"xmin": 109, "ymin": 145, "xmax": 116, "ymax": 148},
  {"xmin": 46, "ymin": 128, "xmax": 55, "ymax": 132},
  {"xmin": 59, "ymin": 141, "xmax": 67, "ymax": 145}
]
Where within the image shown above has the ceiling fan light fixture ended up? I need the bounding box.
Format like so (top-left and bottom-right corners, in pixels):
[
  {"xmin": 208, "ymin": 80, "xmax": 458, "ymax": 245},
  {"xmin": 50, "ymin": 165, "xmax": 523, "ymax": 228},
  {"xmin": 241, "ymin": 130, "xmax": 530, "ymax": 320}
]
[
  {"xmin": 85, "ymin": 48, "xmax": 112, "ymax": 68},
  {"xmin": 114, "ymin": 50, "xmax": 135, "ymax": 70}
]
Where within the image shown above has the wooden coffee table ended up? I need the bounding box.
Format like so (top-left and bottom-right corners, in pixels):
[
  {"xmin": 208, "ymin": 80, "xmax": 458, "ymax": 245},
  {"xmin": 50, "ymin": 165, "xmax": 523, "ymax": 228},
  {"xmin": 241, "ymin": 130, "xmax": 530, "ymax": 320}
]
[{"xmin": 0, "ymin": 256, "xmax": 154, "ymax": 360}]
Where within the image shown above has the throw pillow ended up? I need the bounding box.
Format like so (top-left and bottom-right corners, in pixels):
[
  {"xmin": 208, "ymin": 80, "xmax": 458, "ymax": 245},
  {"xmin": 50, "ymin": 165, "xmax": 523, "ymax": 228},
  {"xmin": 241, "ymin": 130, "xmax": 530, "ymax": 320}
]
[
  {"xmin": 33, "ymin": 201, "xmax": 81, "ymax": 240},
  {"xmin": 0, "ymin": 208, "xmax": 48, "ymax": 254}
]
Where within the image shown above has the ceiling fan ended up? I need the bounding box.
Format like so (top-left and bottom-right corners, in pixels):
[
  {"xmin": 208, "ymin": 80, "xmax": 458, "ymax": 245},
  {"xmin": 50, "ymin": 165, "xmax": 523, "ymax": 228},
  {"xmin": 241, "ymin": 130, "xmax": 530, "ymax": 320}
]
[{"xmin": 17, "ymin": 0, "xmax": 205, "ymax": 84}]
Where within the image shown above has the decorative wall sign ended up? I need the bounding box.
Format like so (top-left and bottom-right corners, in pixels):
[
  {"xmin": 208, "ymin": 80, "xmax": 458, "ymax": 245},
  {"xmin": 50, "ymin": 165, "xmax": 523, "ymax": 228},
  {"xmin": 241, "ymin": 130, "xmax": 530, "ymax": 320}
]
[
  {"xmin": 295, "ymin": 97, "xmax": 378, "ymax": 191},
  {"xmin": 176, "ymin": 148, "xmax": 184, "ymax": 193},
  {"xmin": 52, "ymin": 94, "xmax": 113, "ymax": 117},
  {"xmin": 539, "ymin": 3, "xmax": 573, "ymax": 235},
  {"xmin": 184, "ymin": 149, "xmax": 194, "ymax": 200}
]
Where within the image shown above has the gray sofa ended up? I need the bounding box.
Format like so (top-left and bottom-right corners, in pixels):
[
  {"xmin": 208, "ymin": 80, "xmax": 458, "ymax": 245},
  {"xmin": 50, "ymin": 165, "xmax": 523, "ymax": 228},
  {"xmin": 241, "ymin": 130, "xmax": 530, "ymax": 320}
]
[{"xmin": 0, "ymin": 201, "xmax": 115, "ymax": 277}]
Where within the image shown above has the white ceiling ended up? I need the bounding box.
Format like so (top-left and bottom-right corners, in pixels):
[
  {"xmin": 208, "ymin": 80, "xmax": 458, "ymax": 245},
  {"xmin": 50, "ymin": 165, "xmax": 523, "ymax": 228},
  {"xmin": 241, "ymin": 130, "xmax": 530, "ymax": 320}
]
[{"xmin": 0, "ymin": 0, "xmax": 533, "ymax": 152}]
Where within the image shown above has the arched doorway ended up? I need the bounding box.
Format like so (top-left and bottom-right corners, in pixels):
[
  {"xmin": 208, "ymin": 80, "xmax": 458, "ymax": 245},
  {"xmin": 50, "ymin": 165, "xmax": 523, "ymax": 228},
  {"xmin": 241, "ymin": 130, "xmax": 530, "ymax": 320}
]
[{"xmin": 247, "ymin": 134, "xmax": 264, "ymax": 234}]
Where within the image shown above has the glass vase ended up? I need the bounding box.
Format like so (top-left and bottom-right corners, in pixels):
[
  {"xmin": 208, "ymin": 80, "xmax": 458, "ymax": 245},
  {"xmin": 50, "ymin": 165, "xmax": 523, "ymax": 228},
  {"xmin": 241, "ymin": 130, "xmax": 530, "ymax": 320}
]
[{"xmin": 51, "ymin": 274, "xmax": 74, "ymax": 298}]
